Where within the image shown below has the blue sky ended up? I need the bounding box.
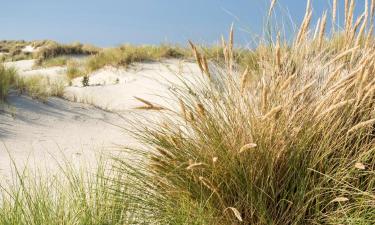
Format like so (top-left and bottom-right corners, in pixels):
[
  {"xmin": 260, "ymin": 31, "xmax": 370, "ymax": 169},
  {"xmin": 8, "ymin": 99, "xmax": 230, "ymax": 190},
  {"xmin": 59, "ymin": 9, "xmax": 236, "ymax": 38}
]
[{"xmin": 0, "ymin": 0, "xmax": 366, "ymax": 47}]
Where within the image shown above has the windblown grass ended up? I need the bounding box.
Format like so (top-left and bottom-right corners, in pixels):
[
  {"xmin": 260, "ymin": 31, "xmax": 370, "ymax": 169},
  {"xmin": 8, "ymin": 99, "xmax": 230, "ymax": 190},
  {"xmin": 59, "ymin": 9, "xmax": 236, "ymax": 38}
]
[
  {"xmin": 111, "ymin": 0, "xmax": 375, "ymax": 224},
  {"xmin": 66, "ymin": 60, "xmax": 87, "ymax": 81},
  {"xmin": 34, "ymin": 56, "xmax": 68, "ymax": 68},
  {"xmin": 35, "ymin": 42, "xmax": 99, "ymax": 66},
  {"xmin": 0, "ymin": 157, "xmax": 136, "ymax": 225},
  {"xmin": 0, "ymin": 40, "xmax": 32, "ymax": 61},
  {"xmin": 0, "ymin": 40, "xmax": 53, "ymax": 61},
  {"xmin": 0, "ymin": 65, "xmax": 17, "ymax": 101},
  {"xmin": 86, "ymin": 44, "xmax": 190, "ymax": 72},
  {"xmin": 14, "ymin": 75, "xmax": 65, "ymax": 102},
  {"xmin": 0, "ymin": 0, "xmax": 374, "ymax": 224},
  {"xmin": 85, "ymin": 44, "xmax": 258, "ymax": 73}
]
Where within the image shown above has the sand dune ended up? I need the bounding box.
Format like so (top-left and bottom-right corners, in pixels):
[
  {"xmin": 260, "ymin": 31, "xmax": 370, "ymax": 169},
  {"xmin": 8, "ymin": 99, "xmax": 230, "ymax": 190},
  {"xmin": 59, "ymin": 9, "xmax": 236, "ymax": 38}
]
[{"xmin": 0, "ymin": 59, "xmax": 201, "ymax": 178}]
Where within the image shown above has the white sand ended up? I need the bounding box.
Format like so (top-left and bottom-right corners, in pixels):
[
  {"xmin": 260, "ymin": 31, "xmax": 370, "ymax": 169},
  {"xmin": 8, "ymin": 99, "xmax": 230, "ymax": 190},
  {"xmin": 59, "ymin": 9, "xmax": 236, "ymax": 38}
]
[
  {"xmin": 0, "ymin": 59, "xmax": 202, "ymax": 179},
  {"xmin": 0, "ymin": 94, "xmax": 131, "ymax": 179},
  {"xmin": 66, "ymin": 60, "xmax": 202, "ymax": 111},
  {"xmin": 21, "ymin": 45, "xmax": 37, "ymax": 53}
]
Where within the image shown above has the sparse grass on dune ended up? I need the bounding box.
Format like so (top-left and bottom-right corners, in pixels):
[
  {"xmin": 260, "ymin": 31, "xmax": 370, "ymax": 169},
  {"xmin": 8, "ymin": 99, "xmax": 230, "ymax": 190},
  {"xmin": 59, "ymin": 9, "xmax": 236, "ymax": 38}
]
[
  {"xmin": 34, "ymin": 42, "xmax": 100, "ymax": 66},
  {"xmin": 111, "ymin": 0, "xmax": 375, "ymax": 224},
  {"xmin": 14, "ymin": 75, "xmax": 66, "ymax": 102},
  {"xmin": 0, "ymin": 65, "xmax": 17, "ymax": 101},
  {"xmin": 66, "ymin": 60, "xmax": 87, "ymax": 80},
  {"xmin": 1, "ymin": 63, "xmax": 66, "ymax": 103},
  {"xmin": 0, "ymin": 158, "xmax": 136, "ymax": 225},
  {"xmin": 86, "ymin": 44, "xmax": 190, "ymax": 72},
  {"xmin": 34, "ymin": 56, "xmax": 68, "ymax": 68},
  {"xmin": 0, "ymin": 0, "xmax": 374, "ymax": 224},
  {"xmin": 0, "ymin": 40, "xmax": 53, "ymax": 62},
  {"xmin": 0, "ymin": 40, "xmax": 32, "ymax": 61},
  {"xmin": 85, "ymin": 44, "xmax": 258, "ymax": 73}
]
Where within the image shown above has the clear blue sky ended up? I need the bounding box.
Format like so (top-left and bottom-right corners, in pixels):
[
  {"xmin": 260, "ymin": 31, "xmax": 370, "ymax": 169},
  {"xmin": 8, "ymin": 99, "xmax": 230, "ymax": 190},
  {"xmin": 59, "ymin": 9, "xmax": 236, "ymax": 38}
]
[{"xmin": 0, "ymin": 0, "xmax": 366, "ymax": 47}]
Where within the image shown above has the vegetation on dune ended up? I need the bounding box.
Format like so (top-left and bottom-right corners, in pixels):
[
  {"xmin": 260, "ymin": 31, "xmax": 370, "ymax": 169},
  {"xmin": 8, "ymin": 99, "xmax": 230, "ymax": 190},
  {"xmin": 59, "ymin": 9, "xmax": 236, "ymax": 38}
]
[
  {"xmin": 85, "ymin": 44, "xmax": 190, "ymax": 72},
  {"xmin": 113, "ymin": 0, "xmax": 375, "ymax": 224},
  {"xmin": 0, "ymin": 40, "xmax": 54, "ymax": 62},
  {"xmin": 0, "ymin": 65, "xmax": 17, "ymax": 101},
  {"xmin": 85, "ymin": 44, "xmax": 259, "ymax": 73},
  {"xmin": 34, "ymin": 56, "xmax": 69, "ymax": 68},
  {"xmin": 14, "ymin": 75, "xmax": 65, "ymax": 102},
  {"xmin": 0, "ymin": 160, "xmax": 136, "ymax": 225},
  {"xmin": 0, "ymin": 63, "xmax": 65, "ymax": 103},
  {"xmin": 66, "ymin": 60, "xmax": 87, "ymax": 81},
  {"xmin": 0, "ymin": 0, "xmax": 375, "ymax": 224},
  {"xmin": 34, "ymin": 42, "xmax": 100, "ymax": 66}
]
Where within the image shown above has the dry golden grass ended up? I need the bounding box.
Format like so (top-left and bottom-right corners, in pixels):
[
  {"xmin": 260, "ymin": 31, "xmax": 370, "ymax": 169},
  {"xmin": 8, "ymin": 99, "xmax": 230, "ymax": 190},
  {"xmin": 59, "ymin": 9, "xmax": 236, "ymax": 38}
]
[
  {"xmin": 115, "ymin": 0, "xmax": 375, "ymax": 224},
  {"xmin": 0, "ymin": 1, "xmax": 374, "ymax": 224}
]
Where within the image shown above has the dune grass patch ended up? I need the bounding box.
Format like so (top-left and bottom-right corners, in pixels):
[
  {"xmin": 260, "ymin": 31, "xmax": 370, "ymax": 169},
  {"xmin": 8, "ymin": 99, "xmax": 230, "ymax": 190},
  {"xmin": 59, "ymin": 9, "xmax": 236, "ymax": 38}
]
[
  {"xmin": 85, "ymin": 44, "xmax": 190, "ymax": 72},
  {"xmin": 34, "ymin": 56, "xmax": 68, "ymax": 68},
  {"xmin": 109, "ymin": 1, "xmax": 375, "ymax": 224},
  {"xmin": 0, "ymin": 65, "xmax": 17, "ymax": 101},
  {"xmin": 66, "ymin": 60, "xmax": 87, "ymax": 81},
  {"xmin": 14, "ymin": 75, "xmax": 65, "ymax": 102},
  {"xmin": 0, "ymin": 0, "xmax": 374, "ymax": 224},
  {"xmin": 0, "ymin": 158, "xmax": 136, "ymax": 225},
  {"xmin": 34, "ymin": 42, "xmax": 100, "ymax": 66}
]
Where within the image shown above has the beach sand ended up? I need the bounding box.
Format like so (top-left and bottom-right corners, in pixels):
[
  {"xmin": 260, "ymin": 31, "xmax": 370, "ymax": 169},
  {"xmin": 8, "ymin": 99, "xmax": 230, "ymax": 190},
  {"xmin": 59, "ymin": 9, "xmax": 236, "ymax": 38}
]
[{"xmin": 0, "ymin": 59, "xmax": 201, "ymax": 178}]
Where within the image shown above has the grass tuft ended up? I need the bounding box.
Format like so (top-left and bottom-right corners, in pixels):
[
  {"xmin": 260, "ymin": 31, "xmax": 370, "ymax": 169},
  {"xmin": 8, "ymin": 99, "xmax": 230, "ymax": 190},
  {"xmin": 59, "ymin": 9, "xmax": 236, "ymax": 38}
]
[{"xmin": 0, "ymin": 65, "xmax": 17, "ymax": 101}]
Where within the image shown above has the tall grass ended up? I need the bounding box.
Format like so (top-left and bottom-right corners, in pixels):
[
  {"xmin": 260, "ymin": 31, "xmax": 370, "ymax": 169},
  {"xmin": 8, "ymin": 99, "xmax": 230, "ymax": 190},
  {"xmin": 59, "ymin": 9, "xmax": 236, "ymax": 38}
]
[
  {"xmin": 0, "ymin": 157, "xmax": 136, "ymax": 225},
  {"xmin": 0, "ymin": 65, "xmax": 17, "ymax": 101},
  {"xmin": 34, "ymin": 56, "xmax": 68, "ymax": 68},
  {"xmin": 86, "ymin": 44, "xmax": 190, "ymax": 72},
  {"xmin": 85, "ymin": 44, "xmax": 259, "ymax": 73},
  {"xmin": 35, "ymin": 42, "xmax": 99, "ymax": 66},
  {"xmin": 14, "ymin": 75, "xmax": 66, "ymax": 102},
  {"xmin": 111, "ymin": 0, "xmax": 375, "ymax": 224},
  {"xmin": 66, "ymin": 60, "xmax": 87, "ymax": 80},
  {"xmin": 0, "ymin": 0, "xmax": 374, "ymax": 224}
]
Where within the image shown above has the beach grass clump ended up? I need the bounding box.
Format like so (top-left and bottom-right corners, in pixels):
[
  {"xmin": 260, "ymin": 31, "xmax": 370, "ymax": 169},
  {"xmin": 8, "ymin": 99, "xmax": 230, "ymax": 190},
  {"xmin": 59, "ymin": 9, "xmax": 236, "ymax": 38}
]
[
  {"xmin": 85, "ymin": 44, "xmax": 258, "ymax": 72},
  {"xmin": 35, "ymin": 42, "xmax": 100, "ymax": 66},
  {"xmin": 0, "ymin": 159, "xmax": 136, "ymax": 225},
  {"xmin": 66, "ymin": 60, "xmax": 86, "ymax": 80},
  {"xmin": 0, "ymin": 0, "xmax": 374, "ymax": 224},
  {"xmin": 0, "ymin": 40, "xmax": 32, "ymax": 61},
  {"xmin": 0, "ymin": 65, "xmax": 17, "ymax": 101},
  {"xmin": 111, "ymin": 0, "xmax": 375, "ymax": 224},
  {"xmin": 0, "ymin": 40, "xmax": 53, "ymax": 61},
  {"xmin": 86, "ymin": 44, "xmax": 189, "ymax": 72},
  {"xmin": 34, "ymin": 56, "xmax": 68, "ymax": 68},
  {"xmin": 14, "ymin": 75, "xmax": 65, "ymax": 102}
]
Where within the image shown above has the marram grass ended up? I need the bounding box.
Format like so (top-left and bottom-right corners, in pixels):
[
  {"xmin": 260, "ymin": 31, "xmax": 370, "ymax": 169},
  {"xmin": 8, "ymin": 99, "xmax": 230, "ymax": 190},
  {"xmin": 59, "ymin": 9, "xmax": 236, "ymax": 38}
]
[
  {"xmin": 114, "ymin": 0, "xmax": 375, "ymax": 224},
  {"xmin": 0, "ymin": 0, "xmax": 374, "ymax": 224}
]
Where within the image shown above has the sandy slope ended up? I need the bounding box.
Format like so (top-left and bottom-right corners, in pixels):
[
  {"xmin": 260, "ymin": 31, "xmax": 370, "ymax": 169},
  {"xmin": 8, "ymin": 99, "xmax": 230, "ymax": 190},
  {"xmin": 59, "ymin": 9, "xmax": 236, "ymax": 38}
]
[
  {"xmin": 0, "ymin": 93, "xmax": 133, "ymax": 179},
  {"xmin": 65, "ymin": 60, "xmax": 202, "ymax": 111},
  {"xmin": 0, "ymin": 59, "xmax": 201, "ymax": 179}
]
